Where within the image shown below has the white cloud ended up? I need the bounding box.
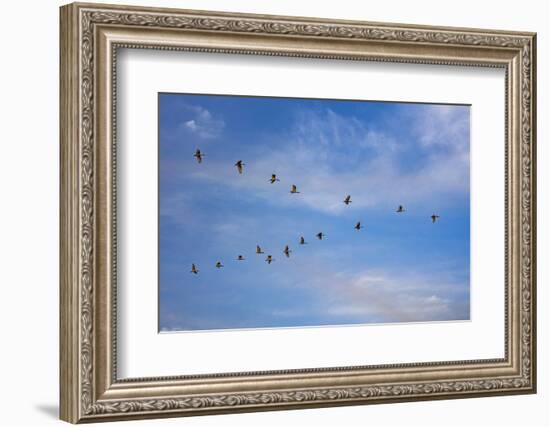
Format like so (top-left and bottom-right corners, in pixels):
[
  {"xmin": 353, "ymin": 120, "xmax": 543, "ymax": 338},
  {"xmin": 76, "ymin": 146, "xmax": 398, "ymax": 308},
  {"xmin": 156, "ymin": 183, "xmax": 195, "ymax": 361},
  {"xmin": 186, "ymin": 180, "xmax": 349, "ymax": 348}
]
[
  {"xmin": 286, "ymin": 261, "xmax": 469, "ymax": 323},
  {"xmin": 326, "ymin": 273, "xmax": 456, "ymax": 322},
  {"xmin": 184, "ymin": 119, "xmax": 197, "ymax": 131},
  {"xmin": 180, "ymin": 105, "xmax": 225, "ymax": 139}
]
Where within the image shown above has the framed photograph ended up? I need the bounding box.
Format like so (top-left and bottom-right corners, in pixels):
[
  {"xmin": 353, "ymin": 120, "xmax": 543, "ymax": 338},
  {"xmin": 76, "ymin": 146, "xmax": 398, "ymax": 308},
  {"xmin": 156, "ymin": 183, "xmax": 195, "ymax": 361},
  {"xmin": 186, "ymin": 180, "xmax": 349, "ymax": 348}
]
[{"xmin": 60, "ymin": 2, "xmax": 537, "ymax": 423}]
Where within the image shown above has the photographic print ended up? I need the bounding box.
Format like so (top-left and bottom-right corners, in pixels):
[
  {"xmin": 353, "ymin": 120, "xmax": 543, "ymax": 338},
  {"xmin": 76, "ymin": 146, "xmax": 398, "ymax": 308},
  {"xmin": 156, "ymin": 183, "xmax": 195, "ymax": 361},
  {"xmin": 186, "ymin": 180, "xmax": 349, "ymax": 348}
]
[{"xmin": 158, "ymin": 93, "xmax": 471, "ymax": 332}]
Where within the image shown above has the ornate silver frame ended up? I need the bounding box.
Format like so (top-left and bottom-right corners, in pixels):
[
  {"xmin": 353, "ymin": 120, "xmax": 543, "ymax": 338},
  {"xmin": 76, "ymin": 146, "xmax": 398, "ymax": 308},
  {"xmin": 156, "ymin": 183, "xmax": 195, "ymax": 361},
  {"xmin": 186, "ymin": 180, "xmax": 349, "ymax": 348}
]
[{"xmin": 60, "ymin": 2, "xmax": 537, "ymax": 423}]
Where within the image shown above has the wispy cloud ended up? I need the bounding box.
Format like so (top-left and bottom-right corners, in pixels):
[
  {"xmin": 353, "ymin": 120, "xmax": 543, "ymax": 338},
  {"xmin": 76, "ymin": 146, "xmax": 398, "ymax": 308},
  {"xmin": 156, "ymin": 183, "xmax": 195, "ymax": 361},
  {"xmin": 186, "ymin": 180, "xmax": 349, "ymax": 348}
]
[
  {"xmin": 172, "ymin": 104, "xmax": 469, "ymax": 215},
  {"xmin": 293, "ymin": 108, "xmax": 399, "ymax": 153},
  {"xmin": 324, "ymin": 271, "xmax": 468, "ymax": 322},
  {"xmin": 413, "ymin": 104, "xmax": 470, "ymax": 150}
]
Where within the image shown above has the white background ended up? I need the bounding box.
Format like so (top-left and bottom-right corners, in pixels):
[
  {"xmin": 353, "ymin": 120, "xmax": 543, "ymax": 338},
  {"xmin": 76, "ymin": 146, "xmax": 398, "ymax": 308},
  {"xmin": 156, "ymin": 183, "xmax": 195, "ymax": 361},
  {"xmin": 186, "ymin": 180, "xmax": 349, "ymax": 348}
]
[
  {"xmin": 0, "ymin": 0, "xmax": 546, "ymax": 426},
  {"xmin": 118, "ymin": 49, "xmax": 504, "ymax": 377}
]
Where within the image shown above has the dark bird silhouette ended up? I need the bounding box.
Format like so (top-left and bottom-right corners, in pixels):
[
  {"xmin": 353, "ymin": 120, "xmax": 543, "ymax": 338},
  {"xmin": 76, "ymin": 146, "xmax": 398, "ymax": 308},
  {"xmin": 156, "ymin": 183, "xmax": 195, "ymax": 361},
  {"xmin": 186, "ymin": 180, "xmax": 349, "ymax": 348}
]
[
  {"xmin": 256, "ymin": 245, "xmax": 264, "ymax": 254},
  {"xmin": 290, "ymin": 184, "xmax": 300, "ymax": 194},
  {"xmin": 269, "ymin": 174, "xmax": 280, "ymax": 184},
  {"xmin": 234, "ymin": 160, "xmax": 245, "ymax": 174},
  {"xmin": 299, "ymin": 236, "xmax": 307, "ymax": 245},
  {"xmin": 265, "ymin": 255, "xmax": 274, "ymax": 264},
  {"xmin": 396, "ymin": 205, "xmax": 406, "ymax": 213},
  {"xmin": 343, "ymin": 195, "xmax": 352, "ymax": 205},
  {"xmin": 355, "ymin": 222, "xmax": 363, "ymax": 230},
  {"xmin": 431, "ymin": 214, "xmax": 440, "ymax": 223},
  {"xmin": 237, "ymin": 255, "xmax": 245, "ymax": 261},
  {"xmin": 193, "ymin": 149, "xmax": 204, "ymax": 163},
  {"xmin": 215, "ymin": 261, "xmax": 224, "ymax": 268},
  {"xmin": 190, "ymin": 263, "xmax": 199, "ymax": 274},
  {"xmin": 283, "ymin": 245, "xmax": 292, "ymax": 258},
  {"xmin": 316, "ymin": 232, "xmax": 325, "ymax": 240}
]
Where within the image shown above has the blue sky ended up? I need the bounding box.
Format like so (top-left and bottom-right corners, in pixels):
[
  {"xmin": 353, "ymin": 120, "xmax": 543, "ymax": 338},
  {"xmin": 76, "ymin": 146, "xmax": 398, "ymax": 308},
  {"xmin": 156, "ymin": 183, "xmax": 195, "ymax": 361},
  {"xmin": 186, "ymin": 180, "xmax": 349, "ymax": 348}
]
[{"xmin": 158, "ymin": 93, "xmax": 470, "ymax": 332}]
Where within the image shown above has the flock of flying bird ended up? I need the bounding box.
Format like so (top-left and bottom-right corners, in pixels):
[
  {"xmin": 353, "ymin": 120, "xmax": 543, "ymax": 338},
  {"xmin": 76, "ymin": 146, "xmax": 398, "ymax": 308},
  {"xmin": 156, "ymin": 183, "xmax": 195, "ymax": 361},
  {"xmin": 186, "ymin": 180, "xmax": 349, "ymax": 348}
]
[{"xmin": 189, "ymin": 149, "xmax": 441, "ymax": 275}]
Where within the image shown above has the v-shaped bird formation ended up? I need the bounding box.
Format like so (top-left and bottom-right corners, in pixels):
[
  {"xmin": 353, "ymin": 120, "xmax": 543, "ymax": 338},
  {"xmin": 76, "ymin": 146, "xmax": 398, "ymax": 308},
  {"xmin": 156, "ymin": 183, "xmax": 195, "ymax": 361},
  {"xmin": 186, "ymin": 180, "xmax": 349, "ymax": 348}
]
[{"xmin": 190, "ymin": 150, "xmax": 441, "ymax": 274}]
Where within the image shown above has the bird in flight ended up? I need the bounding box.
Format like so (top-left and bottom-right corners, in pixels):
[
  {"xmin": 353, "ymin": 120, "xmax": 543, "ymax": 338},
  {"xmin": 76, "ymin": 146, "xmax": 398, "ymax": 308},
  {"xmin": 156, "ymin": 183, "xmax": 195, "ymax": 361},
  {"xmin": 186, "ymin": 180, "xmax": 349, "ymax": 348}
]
[
  {"xmin": 396, "ymin": 205, "xmax": 406, "ymax": 213},
  {"xmin": 215, "ymin": 261, "xmax": 224, "ymax": 268},
  {"xmin": 299, "ymin": 236, "xmax": 307, "ymax": 245},
  {"xmin": 256, "ymin": 245, "xmax": 265, "ymax": 254},
  {"xmin": 234, "ymin": 160, "xmax": 245, "ymax": 174},
  {"xmin": 316, "ymin": 232, "xmax": 325, "ymax": 240},
  {"xmin": 290, "ymin": 184, "xmax": 300, "ymax": 194},
  {"xmin": 343, "ymin": 195, "xmax": 352, "ymax": 205},
  {"xmin": 190, "ymin": 263, "xmax": 199, "ymax": 274},
  {"xmin": 283, "ymin": 245, "xmax": 292, "ymax": 258},
  {"xmin": 355, "ymin": 222, "xmax": 363, "ymax": 230},
  {"xmin": 237, "ymin": 255, "xmax": 245, "ymax": 261},
  {"xmin": 431, "ymin": 214, "xmax": 440, "ymax": 223},
  {"xmin": 193, "ymin": 149, "xmax": 204, "ymax": 164},
  {"xmin": 265, "ymin": 255, "xmax": 274, "ymax": 264},
  {"xmin": 269, "ymin": 174, "xmax": 280, "ymax": 184}
]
